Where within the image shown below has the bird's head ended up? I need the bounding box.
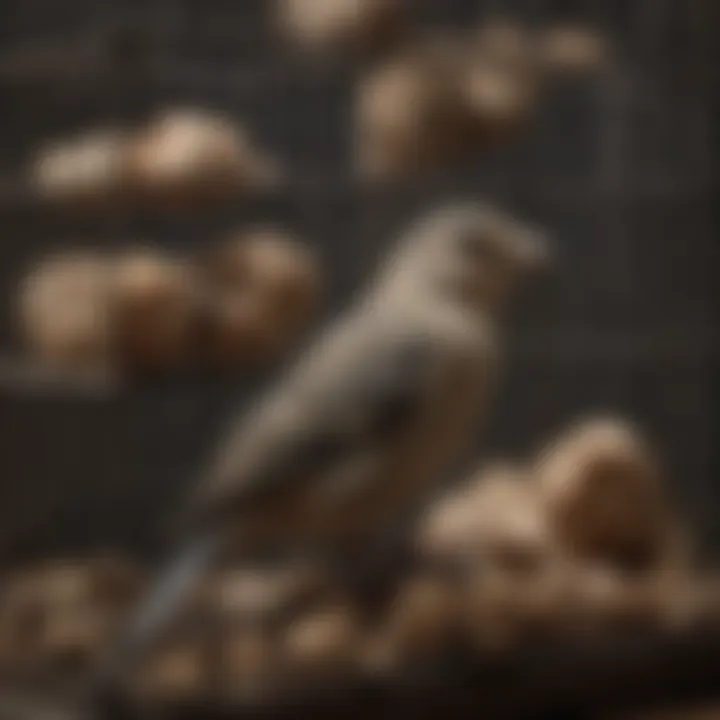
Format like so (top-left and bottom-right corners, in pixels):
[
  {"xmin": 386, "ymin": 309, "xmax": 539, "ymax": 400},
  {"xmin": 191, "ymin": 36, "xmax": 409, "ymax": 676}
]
[{"xmin": 382, "ymin": 202, "xmax": 550, "ymax": 314}]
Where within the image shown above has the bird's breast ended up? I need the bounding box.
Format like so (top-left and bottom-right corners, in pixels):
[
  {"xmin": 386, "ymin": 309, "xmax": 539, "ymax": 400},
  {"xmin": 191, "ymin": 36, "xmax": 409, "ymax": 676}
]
[{"xmin": 343, "ymin": 352, "xmax": 494, "ymax": 534}]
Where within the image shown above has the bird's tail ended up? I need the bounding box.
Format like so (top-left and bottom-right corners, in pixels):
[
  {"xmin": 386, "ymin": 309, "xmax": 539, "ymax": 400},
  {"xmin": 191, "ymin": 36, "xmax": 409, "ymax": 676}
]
[{"xmin": 94, "ymin": 530, "xmax": 223, "ymax": 699}]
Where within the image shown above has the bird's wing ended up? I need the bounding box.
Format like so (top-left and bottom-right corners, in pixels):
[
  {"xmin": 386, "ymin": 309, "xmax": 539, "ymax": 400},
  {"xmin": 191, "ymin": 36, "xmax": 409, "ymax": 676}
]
[{"xmin": 188, "ymin": 327, "xmax": 438, "ymax": 526}]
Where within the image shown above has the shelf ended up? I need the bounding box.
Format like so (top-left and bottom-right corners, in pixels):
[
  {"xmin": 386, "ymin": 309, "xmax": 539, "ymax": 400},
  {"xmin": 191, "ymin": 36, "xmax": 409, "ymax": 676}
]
[
  {"xmin": 3, "ymin": 626, "xmax": 720, "ymax": 719},
  {"xmin": 162, "ymin": 628, "xmax": 720, "ymax": 719},
  {"xmin": 0, "ymin": 356, "xmax": 121, "ymax": 399}
]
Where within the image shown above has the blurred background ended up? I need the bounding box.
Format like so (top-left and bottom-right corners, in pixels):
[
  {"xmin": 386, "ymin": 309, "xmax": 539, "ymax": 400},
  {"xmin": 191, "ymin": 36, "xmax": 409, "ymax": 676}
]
[{"xmin": 0, "ymin": 0, "xmax": 714, "ymax": 569}]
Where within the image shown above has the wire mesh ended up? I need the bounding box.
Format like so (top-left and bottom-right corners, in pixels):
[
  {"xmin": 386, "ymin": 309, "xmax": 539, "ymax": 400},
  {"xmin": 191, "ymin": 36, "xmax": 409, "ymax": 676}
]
[{"xmin": 0, "ymin": 0, "xmax": 715, "ymax": 565}]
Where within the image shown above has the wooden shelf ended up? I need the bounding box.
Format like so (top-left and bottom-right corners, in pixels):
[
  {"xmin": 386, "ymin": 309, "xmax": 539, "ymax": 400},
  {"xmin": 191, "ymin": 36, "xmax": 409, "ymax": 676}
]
[{"xmin": 3, "ymin": 626, "xmax": 720, "ymax": 719}]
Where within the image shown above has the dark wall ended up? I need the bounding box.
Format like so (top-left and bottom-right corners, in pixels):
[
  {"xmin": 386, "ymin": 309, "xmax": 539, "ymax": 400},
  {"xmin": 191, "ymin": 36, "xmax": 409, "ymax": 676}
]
[{"xmin": 0, "ymin": 0, "xmax": 715, "ymax": 560}]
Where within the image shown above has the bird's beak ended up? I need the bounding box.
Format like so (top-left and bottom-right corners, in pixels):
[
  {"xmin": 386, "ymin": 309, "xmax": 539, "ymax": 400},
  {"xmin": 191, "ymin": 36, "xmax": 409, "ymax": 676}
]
[{"xmin": 517, "ymin": 228, "xmax": 552, "ymax": 273}]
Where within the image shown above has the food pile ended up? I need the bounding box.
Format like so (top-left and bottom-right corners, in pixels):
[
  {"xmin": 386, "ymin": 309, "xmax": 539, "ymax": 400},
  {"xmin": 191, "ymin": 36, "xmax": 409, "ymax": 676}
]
[
  {"xmin": 0, "ymin": 418, "xmax": 716, "ymax": 708},
  {"xmin": 15, "ymin": 229, "xmax": 323, "ymax": 378}
]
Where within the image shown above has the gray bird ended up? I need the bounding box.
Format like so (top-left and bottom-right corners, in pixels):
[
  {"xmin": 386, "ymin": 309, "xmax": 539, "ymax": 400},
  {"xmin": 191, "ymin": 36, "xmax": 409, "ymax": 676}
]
[{"xmin": 96, "ymin": 201, "xmax": 549, "ymax": 696}]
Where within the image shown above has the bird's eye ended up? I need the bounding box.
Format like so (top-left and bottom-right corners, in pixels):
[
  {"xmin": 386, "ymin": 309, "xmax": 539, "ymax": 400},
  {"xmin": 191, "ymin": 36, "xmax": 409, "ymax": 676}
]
[{"xmin": 459, "ymin": 231, "xmax": 503, "ymax": 264}]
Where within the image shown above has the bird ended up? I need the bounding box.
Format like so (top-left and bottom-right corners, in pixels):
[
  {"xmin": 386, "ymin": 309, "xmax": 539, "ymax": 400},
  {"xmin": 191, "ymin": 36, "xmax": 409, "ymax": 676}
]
[{"xmin": 95, "ymin": 201, "xmax": 550, "ymax": 700}]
